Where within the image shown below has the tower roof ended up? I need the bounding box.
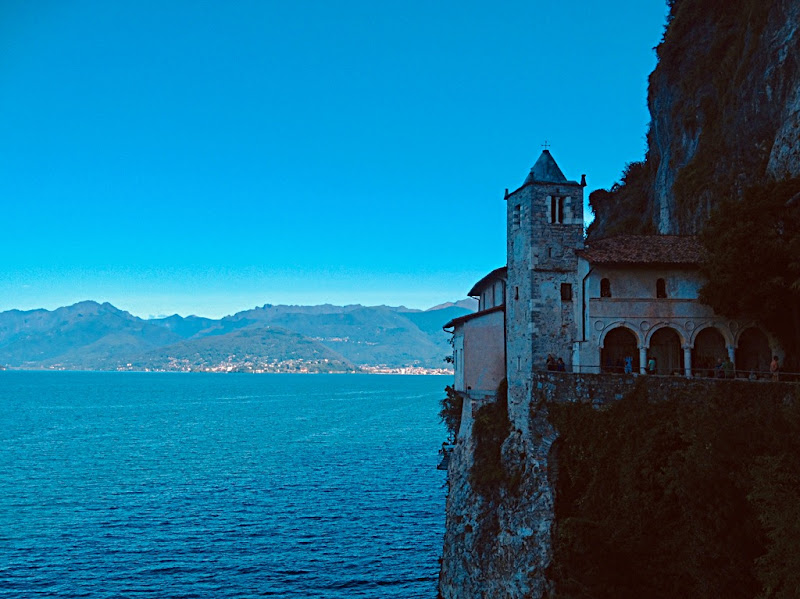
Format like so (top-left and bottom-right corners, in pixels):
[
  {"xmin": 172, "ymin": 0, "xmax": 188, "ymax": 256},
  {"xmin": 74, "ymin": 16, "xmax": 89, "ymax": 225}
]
[{"xmin": 523, "ymin": 150, "xmax": 567, "ymax": 184}]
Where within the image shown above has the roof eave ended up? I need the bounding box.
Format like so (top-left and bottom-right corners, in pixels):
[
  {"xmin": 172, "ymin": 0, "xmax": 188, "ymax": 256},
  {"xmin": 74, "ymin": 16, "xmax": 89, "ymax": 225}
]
[{"xmin": 506, "ymin": 179, "xmax": 582, "ymax": 199}]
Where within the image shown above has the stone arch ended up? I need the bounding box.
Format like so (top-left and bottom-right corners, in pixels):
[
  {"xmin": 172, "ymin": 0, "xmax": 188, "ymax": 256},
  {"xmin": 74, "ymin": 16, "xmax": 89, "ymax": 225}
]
[
  {"xmin": 692, "ymin": 326, "xmax": 728, "ymax": 377},
  {"xmin": 646, "ymin": 326, "xmax": 684, "ymax": 375},
  {"xmin": 644, "ymin": 322, "xmax": 689, "ymax": 348},
  {"xmin": 600, "ymin": 325, "xmax": 640, "ymax": 373},
  {"xmin": 736, "ymin": 327, "xmax": 771, "ymax": 376},
  {"xmin": 690, "ymin": 322, "xmax": 735, "ymax": 347},
  {"xmin": 598, "ymin": 322, "xmax": 643, "ymax": 348}
]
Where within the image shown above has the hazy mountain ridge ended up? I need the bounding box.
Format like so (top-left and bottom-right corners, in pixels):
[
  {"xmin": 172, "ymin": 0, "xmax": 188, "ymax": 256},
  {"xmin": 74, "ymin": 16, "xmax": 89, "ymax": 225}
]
[{"xmin": 0, "ymin": 301, "xmax": 473, "ymax": 372}]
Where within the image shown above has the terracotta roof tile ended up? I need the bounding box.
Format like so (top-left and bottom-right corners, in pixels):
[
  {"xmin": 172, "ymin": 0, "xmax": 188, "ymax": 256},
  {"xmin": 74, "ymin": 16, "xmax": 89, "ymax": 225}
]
[{"xmin": 578, "ymin": 235, "xmax": 703, "ymax": 265}]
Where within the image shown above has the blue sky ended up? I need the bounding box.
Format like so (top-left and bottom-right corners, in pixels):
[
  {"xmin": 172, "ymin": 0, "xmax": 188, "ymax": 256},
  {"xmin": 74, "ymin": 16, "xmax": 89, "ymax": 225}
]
[{"xmin": 1, "ymin": 0, "xmax": 668, "ymax": 318}]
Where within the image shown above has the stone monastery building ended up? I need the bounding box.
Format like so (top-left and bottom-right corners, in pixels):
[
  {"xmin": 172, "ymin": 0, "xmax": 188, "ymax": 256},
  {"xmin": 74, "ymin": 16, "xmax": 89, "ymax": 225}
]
[{"xmin": 445, "ymin": 150, "xmax": 783, "ymax": 407}]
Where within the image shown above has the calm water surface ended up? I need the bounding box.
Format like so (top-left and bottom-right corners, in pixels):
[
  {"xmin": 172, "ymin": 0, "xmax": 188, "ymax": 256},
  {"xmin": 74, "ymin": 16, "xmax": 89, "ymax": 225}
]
[{"xmin": 0, "ymin": 372, "xmax": 448, "ymax": 598}]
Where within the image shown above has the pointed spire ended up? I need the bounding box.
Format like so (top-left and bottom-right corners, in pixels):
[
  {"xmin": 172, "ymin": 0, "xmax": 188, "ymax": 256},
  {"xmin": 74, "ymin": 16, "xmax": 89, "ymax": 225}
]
[{"xmin": 523, "ymin": 150, "xmax": 568, "ymax": 185}]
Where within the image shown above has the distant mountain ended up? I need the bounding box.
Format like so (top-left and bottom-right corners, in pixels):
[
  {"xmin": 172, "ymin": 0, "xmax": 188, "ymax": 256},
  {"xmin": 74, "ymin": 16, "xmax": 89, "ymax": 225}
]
[
  {"xmin": 128, "ymin": 326, "xmax": 356, "ymax": 373},
  {"xmin": 427, "ymin": 298, "xmax": 478, "ymax": 312},
  {"xmin": 0, "ymin": 301, "xmax": 182, "ymax": 369},
  {"xmin": 0, "ymin": 299, "xmax": 475, "ymax": 372},
  {"xmin": 404, "ymin": 306, "xmax": 473, "ymax": 336},
  {"xmin": 148, "ymin": 314, "xmax": 217, "ymax": 339}
]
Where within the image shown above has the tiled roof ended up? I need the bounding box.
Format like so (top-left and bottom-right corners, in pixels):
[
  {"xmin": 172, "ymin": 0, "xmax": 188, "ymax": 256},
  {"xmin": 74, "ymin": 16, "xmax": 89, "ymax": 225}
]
[
  {"xmin": 578, "ymin": 235, "xmax": 704, "ymax": 265},
  {"xmin": 467, "ymin": 266, "xmax": 507, "ymax": 297}
]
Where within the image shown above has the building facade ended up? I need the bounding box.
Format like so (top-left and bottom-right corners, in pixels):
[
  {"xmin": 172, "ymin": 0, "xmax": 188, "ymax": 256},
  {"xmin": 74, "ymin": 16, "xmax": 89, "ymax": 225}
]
[
  {"xmin": 448, "ymin": 150, "xmax": 783, "ymax": 422},
  {"xmin": 445, "ymin": 267, "xmax": 506, "ymax": 399}
]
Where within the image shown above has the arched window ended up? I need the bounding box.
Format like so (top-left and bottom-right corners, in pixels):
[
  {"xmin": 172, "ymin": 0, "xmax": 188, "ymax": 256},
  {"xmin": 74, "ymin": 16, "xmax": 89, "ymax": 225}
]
[
  {"xmin": 656, "ymin": 278, "xmax": 667, "ymax": 298},
  {"xmin": 600, "ymin": 278, "xmax": 611, "ymax": 298}
]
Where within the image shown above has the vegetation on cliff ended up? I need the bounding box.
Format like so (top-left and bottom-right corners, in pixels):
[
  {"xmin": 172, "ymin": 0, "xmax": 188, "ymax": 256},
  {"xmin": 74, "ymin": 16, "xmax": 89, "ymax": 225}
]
[
  {"xmin": 439, "ymin": 385, "xmax": 464, "ymax": 441},
  {"xmin": 548, "ymin": 381, "xmax": 800, "ymax": 599},
  {"xmin": 470, "ymin": 379, "xmax": 511, "ymax": 495},
  {"xmin": 699, "ymin": 178, "xmax": 800, "ymax": 367},
  {"xmin": 586, "ymin": 161, "xmax": 656, "ymax": 239},
  {"xmin": 588, "ymin": 0, "xmax": 800, "ymax": 237}
]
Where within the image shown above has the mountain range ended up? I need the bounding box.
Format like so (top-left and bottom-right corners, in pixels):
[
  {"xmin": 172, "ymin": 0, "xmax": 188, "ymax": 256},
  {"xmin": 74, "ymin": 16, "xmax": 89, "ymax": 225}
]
[{"xmin": 0, "ymin": 299, "xmax": 476, "ymax": 372}]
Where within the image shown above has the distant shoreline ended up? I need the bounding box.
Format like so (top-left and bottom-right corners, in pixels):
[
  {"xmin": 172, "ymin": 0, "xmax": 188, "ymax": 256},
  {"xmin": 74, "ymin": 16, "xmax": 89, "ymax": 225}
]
[{"xmin": 0, "ymin": 367, "xmax": 454, "ymax": 376}]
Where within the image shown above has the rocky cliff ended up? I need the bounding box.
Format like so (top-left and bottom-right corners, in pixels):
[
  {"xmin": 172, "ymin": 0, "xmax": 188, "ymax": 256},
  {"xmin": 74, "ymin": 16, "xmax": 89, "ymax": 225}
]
[
  {"xmin": 589, "ymin": 0, "xmax": 800, "ymax": 238},
  {"xmin": 439, "ymin": 390, "xmax": 557, "ymax": 598},
  {"xmin": 439, "ymin": 374, "xmax": 800, "ymax": 598}
]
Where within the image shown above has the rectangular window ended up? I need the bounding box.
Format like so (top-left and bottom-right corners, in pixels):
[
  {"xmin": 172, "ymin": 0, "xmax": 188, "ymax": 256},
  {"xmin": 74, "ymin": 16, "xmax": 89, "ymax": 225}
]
[
  {"xmin": 549, "ymin": 196, "xmax": 565, "ymax": 224},
  {"xmin": 561, "ymin": 283, "xmax": 572, "ymax": 301},
  {"xmin": 512, "ymin": 204, "xmax": 521, "ymax": 227}
]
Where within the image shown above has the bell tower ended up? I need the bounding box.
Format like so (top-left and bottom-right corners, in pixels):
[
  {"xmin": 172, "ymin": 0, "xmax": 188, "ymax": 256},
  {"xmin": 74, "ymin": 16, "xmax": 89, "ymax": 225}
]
[{"xmin": 504, "ymin": 149, "xmax": 585, "ymax": 424}]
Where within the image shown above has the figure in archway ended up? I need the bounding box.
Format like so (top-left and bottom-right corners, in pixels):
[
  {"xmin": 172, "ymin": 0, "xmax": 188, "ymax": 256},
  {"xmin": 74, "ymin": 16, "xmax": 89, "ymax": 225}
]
[
  {"xmin": 601, "ymin": 327, "xmax": 639, "ymax": 374},
  {"xmin": 694, "ymin": 327, "xmax": 727, "ymax": 378},
  {"xmin": 649, "ymin": 327, "xmax": 683, "ymax": 375}
]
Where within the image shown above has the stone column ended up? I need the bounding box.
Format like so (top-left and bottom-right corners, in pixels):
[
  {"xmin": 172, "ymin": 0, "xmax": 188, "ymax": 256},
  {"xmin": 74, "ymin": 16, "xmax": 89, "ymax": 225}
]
[
  {"xmin": 639, "ymin": 346, "xmax": 648, "ymax": 374},
  {"xmin": 728, "ymin": 346, "xmax": 737, "ymax": 376},
  {"xmin": 683, "ymin": 346, "xmax": 692, "ymax": 378}
]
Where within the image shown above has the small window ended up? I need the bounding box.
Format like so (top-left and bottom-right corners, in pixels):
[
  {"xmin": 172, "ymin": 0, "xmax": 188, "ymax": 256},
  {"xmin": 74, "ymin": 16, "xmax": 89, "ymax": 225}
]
[
  {"xmin": 600, "ymin": 278, "xmax": 611, "ymax": 298},
  {"xmin": 656, "ymin": 278, "xmax": 667, "ymax": 298},
  {"xmin": 561, "ymin": 283, "xmax": 572, "ymax": 301},
  {"xmin": 512, "ymin": 204, "xmax": 521, "ymax": 227},
  {"xmin": 549, "ymin": 196, "xmax": 565, "ymax": 224},
  {"xmin": 515, "ymin": 286, "xmax": 519, "ymax": 300}
]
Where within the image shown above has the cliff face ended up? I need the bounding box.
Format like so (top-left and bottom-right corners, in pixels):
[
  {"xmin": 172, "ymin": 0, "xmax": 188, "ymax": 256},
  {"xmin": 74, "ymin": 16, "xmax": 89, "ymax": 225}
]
[
  {"xmin": 590, "ymin": 0, "xmax": 800, "ymax": 237},
  {"xmin": 438, "ymin": 398, "xmax": 557, "ymax": 599},
  {"xmin": 439, "ymin": 374, "xmax": 800, "ymax": 598}
]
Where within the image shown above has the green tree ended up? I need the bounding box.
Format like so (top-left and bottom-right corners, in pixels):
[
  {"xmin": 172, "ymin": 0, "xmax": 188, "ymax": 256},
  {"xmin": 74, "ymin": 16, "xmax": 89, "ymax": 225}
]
[
  {"xmin": 699, "ymin": 178, "xmax": 800, "ymax": 369},
  {"xmin": 439, "ymin": 385, "xmax": 463, "ymax": 441}
]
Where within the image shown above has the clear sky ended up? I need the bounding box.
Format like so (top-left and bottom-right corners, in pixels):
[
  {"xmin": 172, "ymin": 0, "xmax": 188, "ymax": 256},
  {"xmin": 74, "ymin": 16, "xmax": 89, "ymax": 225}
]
[{"xmin": 1, "ymin": 0, "xmax": 668, "ymax": 318}]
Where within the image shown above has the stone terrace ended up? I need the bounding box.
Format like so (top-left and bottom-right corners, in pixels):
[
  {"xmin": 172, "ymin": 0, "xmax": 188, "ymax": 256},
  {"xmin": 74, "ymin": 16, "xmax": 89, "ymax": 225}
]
[{"xmin": 532, "ymin": 371, "xmax": 799, "ymax": 408}]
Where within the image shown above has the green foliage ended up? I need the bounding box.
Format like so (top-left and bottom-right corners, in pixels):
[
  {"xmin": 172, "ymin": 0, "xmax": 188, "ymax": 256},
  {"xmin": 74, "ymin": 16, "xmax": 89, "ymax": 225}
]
[
  {"xmin": 699, "ymin": 178, "xmax": 800, "ymax": 361},
  {"xmin": 586, "ymin": 161, "xmax": 656, "ymax": 240},
  {"xmin": 470, "ymin": 379, "xmax": 510, "ymax": 496},
  {"xmin": 439, "ymin": 385, "xmax": 463, "ymax": 440},
  {"xmin": 749, "ymin": 448, "xmax": 800, "ymax": 598},
  {"xmin": 548, "ymin": 382, "xmax": 800, "ymax": 599}
]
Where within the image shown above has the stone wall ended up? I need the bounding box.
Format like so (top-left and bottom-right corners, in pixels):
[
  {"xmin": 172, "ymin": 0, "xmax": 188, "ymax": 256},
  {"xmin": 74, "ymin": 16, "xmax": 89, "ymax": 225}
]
[
  {"xmin": 531, "ymin": 371, "xmax": 798, "ymax": 407},
  {"xmin": 506, "ymin": 177, "xmax": 584, "ymax": 437}
]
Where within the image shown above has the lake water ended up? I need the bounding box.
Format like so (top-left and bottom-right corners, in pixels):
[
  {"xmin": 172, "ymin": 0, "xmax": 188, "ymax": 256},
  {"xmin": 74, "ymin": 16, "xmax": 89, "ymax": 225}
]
[{"xmin": 0, "ymin": 372, "xmax": 449, "ymax": 598}]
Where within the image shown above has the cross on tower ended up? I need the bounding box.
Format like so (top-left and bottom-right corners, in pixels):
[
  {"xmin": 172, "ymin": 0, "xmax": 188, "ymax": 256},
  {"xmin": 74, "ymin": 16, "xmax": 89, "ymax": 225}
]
[{"xmin": 541, "ymin": 140, "xmax": 551, "ymax": 150}]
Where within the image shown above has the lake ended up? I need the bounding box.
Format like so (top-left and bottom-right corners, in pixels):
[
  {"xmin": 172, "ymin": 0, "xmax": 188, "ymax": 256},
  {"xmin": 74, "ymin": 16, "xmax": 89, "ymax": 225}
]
[{"xmin": 0, "ymin": 372, "xmax": 449, "ymax": 598}]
